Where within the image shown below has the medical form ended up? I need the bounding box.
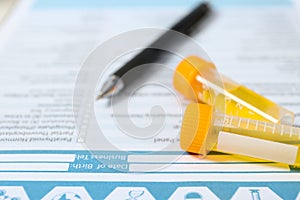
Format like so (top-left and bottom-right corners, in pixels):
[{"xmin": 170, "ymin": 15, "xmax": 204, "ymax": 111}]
[{"xmin": 0, "ymin": 0, "xmax": 300, "ymax": 199}]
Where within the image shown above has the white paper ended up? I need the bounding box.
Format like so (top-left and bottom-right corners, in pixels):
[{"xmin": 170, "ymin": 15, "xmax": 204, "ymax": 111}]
[{"xmin": 0, "ymin": 1, "xmax": 299, "ymax": 199}]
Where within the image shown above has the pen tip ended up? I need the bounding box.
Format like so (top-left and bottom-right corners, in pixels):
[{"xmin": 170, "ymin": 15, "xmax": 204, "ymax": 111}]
[
  {"xmin": 95, "ymin": 76, "xmax": 124, "ymax": 101},
  {"xmin": 96, "ymin": 88, "xmax": 117, "ymax": 100},
  {"xmin": 96, "ymin": 93, "xmax": 104, "ymax": 101},
  {"xmin": 95, "ymin": 91, "xmax": 109, "ymax": 100}
]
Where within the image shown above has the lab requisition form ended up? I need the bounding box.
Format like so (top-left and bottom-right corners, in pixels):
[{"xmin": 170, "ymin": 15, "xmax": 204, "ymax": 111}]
[{"xmin": 0, "ymin": 0, "xmax": 300, "ymax": 199}]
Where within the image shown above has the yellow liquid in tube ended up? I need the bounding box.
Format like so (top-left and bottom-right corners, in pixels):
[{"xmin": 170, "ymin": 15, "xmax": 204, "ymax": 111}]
[
  {"xmin": 173, "ymin": 56, "xmax": 294, "ymax": 124},
  {"xmin": 180, "ymin": 103, "xmax": 300, "ymax": 166}
]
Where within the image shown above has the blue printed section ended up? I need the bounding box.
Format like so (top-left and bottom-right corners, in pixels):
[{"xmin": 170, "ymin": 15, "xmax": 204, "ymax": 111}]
[
  {"xmin": 0, "ymin": 151, "xmax": 298, "ymax": 199},
  {"xmin": 33, "ymin": 0, "xmax": 292, "ymax": 9},
  {"xmin": 70, "ymin": 151, "xmax": 129, "ymax": 173},
  {"xmin": 0, "ymin": 181, "xmax": 299, "ymax": 199},
  {"xmin": 0, "ymin": 150, "xmax": 188, "ymax": 173},
  {"xmin": 0, "ymin": 150, "xmax": 299, "ymax": 173}
]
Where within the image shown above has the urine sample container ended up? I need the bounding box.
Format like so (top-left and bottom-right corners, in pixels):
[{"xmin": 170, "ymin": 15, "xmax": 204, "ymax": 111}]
[
  {"xmin": 173, "ymin": 56, "xmax": 294, "ymax": 124},
  {"xmin": 180, "ymin": 103, "xmax": 300, "ymax": 166}
]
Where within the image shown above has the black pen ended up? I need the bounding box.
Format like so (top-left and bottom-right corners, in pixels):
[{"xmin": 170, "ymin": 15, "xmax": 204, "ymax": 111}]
[{"xmin": 96, "ymin": 2, "xmax": 211, "ymax": 100}]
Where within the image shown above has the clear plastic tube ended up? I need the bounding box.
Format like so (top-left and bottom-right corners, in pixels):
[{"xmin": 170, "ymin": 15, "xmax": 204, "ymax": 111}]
[
  {"xmin": 173, "ymin": 56, "xmax": 294, "ymax": 124},
  {"xmin": 180, "ymin": 103, "xmax": 300, "ymax": 166}
]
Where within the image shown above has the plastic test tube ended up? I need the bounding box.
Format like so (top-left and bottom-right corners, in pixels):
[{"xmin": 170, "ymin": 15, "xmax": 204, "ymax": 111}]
[
  {"xmin": 173, "ymin": 56, "xmax": 294, "ymax": 124},
  {"xmin": 180, "ymin": 103, "xmax": 300, "ymax": 166}
]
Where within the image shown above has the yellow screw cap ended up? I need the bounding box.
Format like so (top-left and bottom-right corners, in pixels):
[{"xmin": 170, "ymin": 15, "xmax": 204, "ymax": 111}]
[
  {"xmin": 180, "ymin": 103, "xmax": 213, "ymax": 155},
  {"xmin": 173, "ymin": 56, "xmax": 213, "ymax": 102}
]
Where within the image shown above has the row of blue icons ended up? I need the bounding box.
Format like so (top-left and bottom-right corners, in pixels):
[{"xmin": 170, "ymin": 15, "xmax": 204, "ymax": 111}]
[{"xmin": 0, "ymin": 186, "xmax": 290, "ymax": 200}]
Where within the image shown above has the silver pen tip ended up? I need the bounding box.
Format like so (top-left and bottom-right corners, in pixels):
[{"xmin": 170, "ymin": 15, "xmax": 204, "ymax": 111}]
[
  {"xmin": 96, "ymin": 91, "xmax": 110, "ymax": 100},
  {"xmin": 96, "ymin": 92, "xmax": 104, "ymax": 100},
  {"xmin": 95, "ymin": 75, "xmax": 124, "ymax": 101}
]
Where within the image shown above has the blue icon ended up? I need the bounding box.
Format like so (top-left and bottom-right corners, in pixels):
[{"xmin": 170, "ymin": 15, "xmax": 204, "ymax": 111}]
[
  {"xmin": 126, "ymin": 190, "xmax": 145, "ymax": 200},
  {"xmin": 0, "ymin": 189, "xmax": 20, "ymax": 200},
  {"xmin": 52, "ymin": 192, "xmax": 81, "ymax": 200},
  {"xmin": 184, "ymin": 192, "xmax": 202, "ymax": 200},
  {"xmin": 250, "ymin": 189, "xmax": 261, "ymax": 200}
]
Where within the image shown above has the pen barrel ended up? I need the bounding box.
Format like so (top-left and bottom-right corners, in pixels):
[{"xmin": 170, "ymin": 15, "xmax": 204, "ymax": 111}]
[
  {"xmin": 170, "ymin": 2, "xmax": 210, "ymax": 35},
  {"xmin": 114, "ymin": 48, "xmax": 170, "ymax": 78},
  {"xmin": 114, "ymin": 2, "xmax": 211, "ymax": 78}
]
